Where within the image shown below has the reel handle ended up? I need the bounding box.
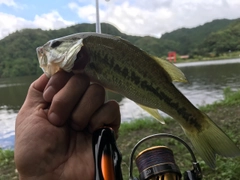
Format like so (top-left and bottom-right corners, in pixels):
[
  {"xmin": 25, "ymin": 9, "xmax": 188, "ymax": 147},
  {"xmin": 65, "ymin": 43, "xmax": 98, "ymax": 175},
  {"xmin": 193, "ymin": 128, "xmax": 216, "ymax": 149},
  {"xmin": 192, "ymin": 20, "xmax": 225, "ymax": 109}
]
[{"xmin": 92, "ymin": 127, "xmax": 123, "ymax": 180}]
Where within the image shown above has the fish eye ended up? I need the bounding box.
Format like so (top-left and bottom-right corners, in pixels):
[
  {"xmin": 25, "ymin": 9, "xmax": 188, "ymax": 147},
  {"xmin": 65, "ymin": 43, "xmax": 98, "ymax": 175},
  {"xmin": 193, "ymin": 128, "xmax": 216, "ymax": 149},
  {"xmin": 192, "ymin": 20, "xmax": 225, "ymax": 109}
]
[{"xmin": 50, "ymin": 40, "xmax": 62, "ymax": 48}]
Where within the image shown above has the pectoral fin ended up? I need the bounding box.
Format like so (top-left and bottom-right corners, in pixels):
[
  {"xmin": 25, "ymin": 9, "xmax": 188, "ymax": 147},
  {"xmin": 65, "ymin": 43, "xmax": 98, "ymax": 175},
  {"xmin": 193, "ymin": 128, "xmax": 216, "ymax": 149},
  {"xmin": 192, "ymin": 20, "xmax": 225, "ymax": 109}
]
[{"xmin": 137, "ymin": 104, "xmax": 165, "ymax": 124}]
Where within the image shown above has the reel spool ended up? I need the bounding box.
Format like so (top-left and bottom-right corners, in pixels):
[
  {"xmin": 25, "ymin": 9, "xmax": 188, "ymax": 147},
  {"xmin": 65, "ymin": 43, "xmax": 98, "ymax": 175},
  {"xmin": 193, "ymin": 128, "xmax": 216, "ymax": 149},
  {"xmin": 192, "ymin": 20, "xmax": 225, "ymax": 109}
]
[
  {"xmin": 129, "ymin": 133, "xmax": 202, "ymax": 180},
  {"xmin": 135, "ymin": 146, "xmax": 181, "ymax": 180}
]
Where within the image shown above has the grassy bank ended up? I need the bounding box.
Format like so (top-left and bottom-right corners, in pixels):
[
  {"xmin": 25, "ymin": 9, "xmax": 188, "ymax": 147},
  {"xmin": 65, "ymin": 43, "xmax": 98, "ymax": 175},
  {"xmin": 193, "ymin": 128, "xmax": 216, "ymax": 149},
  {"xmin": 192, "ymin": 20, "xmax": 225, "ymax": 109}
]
[
  {"xmin": 118, "ymin": 88, "xmax": 240, "ymax": 180},
  {"xmin": 1, "ymin": 88, "xmax": 240, "ymax": 179},
  {"xmin": 0, "ymin": 149, "xmax": 17, "ymax": 179}
]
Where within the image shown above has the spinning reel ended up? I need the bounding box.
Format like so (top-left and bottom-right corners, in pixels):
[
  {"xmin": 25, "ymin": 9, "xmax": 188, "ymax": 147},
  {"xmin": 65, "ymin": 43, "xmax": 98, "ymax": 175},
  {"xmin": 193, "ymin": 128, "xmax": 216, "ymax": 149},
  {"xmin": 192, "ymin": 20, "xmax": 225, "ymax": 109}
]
[{"xmin": 92, "ymin": 128, "xmax": 202, "ymax": 180}]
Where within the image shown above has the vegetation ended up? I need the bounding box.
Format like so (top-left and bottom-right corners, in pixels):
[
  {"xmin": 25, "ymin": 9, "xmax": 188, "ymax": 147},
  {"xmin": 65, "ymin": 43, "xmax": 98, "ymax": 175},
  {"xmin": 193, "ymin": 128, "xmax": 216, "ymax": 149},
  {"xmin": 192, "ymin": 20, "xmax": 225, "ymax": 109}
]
[
  {"xmin": 0, "ymin": 149, "xmax": 17, "ymax": 179},
  {"xmin": 1, "ymin": 88, "xmax": 240, "ymax": 179},
  {"xmin": 0, "ymin": 23, "xmax": 138, "ymax": 78},
  {"xmin": 118, "ymin": 88, "xmax": 240, "ymax": 180},
  {"xmin": 161, "ymin": 19, "xmax": 234, "ymax": 55},
  {"xmin": 200, "ymin": 20, "xmax": 240, "ymax": 56},
  {"xmin": 0, "ymin": 18, "xmax": 240, "ymax": 78}
]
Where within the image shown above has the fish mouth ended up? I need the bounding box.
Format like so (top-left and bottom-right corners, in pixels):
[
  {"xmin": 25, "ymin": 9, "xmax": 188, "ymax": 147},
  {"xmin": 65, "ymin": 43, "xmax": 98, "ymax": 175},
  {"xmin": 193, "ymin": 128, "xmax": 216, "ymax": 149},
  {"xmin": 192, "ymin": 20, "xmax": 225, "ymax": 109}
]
[
  {"xmin": 36, "ymin": 38, "xmax": 84, "ymax": 77},
  {"xmin": 36, "ymin": 46, "xmax": 62, "ymax": 77}
]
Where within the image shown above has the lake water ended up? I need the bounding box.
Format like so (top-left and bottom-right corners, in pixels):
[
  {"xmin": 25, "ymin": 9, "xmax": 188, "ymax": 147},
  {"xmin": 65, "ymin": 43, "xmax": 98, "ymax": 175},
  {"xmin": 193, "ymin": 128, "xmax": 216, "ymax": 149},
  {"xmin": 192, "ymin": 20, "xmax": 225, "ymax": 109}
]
[{"xmin": 1, "ymin": 58, "xmax": 240, "ymax": 149}]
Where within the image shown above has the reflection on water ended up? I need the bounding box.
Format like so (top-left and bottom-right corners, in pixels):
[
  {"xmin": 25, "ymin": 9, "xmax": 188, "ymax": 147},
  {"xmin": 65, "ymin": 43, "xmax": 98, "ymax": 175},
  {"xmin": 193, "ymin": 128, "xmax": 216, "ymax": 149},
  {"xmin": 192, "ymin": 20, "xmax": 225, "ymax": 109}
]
[
  {"xmin": 0, "ymin": 106, "xmax": 16, "ymax": 149},
  {"xmin": 0, "ymin": 76, "xmax": 38, "ymax": 110},
  {"xmin": 0, "ymin": 59, "xmax": 240, "ymax": 149},
  {"xmin": 175, "ymin": 59, "xmax": 240, "ymax": 106},
  {"xmin": 0, "ymin": 76, "xmax": 38, "ymax": 149},
  {"xmin": 119, "ymin": 98, "xmax": 151, "ymax": 121}
]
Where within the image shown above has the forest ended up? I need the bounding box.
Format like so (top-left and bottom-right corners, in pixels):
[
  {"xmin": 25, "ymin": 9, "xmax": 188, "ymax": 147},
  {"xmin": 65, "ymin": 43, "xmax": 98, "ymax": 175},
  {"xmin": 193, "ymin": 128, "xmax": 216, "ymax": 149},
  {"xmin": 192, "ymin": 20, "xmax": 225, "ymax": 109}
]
[{"xmin": 0, "ymin": 18, "xmax": 240, "ymax": 78}]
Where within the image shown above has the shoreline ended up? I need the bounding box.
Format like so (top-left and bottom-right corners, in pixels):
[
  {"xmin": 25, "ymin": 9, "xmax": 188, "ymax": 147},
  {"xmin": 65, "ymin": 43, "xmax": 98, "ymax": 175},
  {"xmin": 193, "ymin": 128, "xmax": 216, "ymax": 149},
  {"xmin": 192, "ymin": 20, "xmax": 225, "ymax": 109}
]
[
  {"xmin": 175, "ymin": 58, "xmax": 240, "ymax": 67},
  {"xmin": 1, "ymin": 88, "xmax": 240, "ymax": 179}
]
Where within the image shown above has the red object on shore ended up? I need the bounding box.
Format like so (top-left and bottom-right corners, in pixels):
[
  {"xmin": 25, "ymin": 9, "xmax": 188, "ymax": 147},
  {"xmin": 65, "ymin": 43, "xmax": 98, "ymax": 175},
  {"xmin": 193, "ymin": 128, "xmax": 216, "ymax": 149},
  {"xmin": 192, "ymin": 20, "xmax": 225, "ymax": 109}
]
[{"xmin": 168, "ymin": 51, "xmax": 176, "ymax": 62}]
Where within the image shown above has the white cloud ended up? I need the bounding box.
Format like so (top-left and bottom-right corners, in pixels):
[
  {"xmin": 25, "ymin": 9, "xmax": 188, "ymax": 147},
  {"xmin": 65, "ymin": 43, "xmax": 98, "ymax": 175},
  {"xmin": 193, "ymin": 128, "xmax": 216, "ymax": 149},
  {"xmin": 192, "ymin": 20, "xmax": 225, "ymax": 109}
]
[
  {"xmin": 0, "ymin": 11, "xmax": 75, "ymax": 39},
  {"xmin": 103, "ymin": 2, "xmax": 173, "ymax": 37},
  {"xmin": 0, "ymin": 0, "xmax": 240, "ymax": 40},
  {"xmin": 68, "ymin": 0, "xmax": 240, "ymax": 37},
  {"xmin": 0, "ymin": 12, "xmax": 30, "ymax": 39},
  {"xmin": 69, "ymin": 2, "xmax": 96, "ymax": 22},
  {"xmin": 0, "ymin": 0, "xmax": 17, "ymax": 7},
  {"xmin": 0, "ymin": 0, "xmax": 25, "ymax": 9},
  {"xmin": 33, "ymin": 11, "xmax": 75, "ymax": 30}
]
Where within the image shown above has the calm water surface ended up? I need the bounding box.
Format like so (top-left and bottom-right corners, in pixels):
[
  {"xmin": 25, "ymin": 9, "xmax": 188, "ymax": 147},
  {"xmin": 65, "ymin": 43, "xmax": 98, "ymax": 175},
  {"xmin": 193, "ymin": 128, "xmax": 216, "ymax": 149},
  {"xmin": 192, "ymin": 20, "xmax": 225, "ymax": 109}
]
[{"xmin": 1, "ymin": 58, "xmax": 240, "ymax": 149}]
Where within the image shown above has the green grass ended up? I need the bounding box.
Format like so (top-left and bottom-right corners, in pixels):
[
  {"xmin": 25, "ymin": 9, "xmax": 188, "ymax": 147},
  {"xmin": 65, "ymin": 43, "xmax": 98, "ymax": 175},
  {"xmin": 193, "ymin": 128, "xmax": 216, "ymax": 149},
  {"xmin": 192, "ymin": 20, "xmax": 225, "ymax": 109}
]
[
  {"xmin": 118, "ymin": 88, "xmax": 240, "ymax": 180},
  {"xmin": 201, "ymin": 87, "xmax": 240, "ymax": 112},
  {"xmin": 1, "ymin": 88, "xmax": 240, "ymax": 179},
  {"xmin": 0, "ymin": 148, "xmax": 17, "ymax": 179},
  {"xmin": 222, "ymin": 87, "xmax": 240, "ymax": 105}
]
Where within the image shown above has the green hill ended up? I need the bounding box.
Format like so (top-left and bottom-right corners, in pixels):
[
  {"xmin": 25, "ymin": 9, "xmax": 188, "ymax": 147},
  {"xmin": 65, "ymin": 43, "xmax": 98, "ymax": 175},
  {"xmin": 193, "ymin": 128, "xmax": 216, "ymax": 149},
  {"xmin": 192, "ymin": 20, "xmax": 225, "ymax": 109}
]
[
  {"xmin": 161, "ymin": 19, "xmax": 234, "ymax": 54},
  {"xmin": 0, "ymin": 23, "xmax": 141, "ymax": 77},
  {"xmin": 0, "ymin": 18, "xmax": 240, "ymax": 78},
  {"xmin": 200, "ymin": 19, "xmax": 240, "ymax": 55}
]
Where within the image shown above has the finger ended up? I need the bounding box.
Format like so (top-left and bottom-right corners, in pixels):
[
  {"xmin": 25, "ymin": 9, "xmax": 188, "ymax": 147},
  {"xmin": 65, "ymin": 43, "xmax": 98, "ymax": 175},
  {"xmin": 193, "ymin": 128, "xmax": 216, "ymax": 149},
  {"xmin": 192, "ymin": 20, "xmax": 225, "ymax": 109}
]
[
  {"xmin": 71, "ymin": 84, "xmax": 105, "ymax": 131},
  {"xmin": 17, "ymin": 74, "xmax": 49, "ymax": 124},
  {"xmin": 88, "ymin": 101, "xmax": 121, "ymax": 136},
  {"xmin": 32, "ymin": 74, "xmax": 49, "ymax": 93},
  {"xmin": 48, "ymin": 74, "xmax": 90, "ymax": 126},
  {"xmin": 43, "ymin": 71, "xmax": 73, "ymax": 102},
  {"xmin": 24, "ymin": 74, "xmax": 49, "ymax": 108}
]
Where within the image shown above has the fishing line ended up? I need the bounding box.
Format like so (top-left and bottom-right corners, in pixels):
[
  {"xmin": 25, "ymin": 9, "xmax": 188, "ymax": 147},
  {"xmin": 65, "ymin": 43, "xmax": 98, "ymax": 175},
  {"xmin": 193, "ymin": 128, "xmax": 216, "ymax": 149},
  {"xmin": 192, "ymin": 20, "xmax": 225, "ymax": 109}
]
[{"xmin": 135, "ymin": 146, "xmax": 177, "ymax": 173}]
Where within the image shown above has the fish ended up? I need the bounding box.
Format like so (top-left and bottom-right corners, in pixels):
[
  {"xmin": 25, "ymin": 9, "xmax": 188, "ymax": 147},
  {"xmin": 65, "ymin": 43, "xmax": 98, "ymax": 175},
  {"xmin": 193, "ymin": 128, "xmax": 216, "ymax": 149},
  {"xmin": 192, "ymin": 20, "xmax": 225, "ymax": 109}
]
[{"xmin": 36, "ymin": 32, "xmax": 240, "ymax": 168}]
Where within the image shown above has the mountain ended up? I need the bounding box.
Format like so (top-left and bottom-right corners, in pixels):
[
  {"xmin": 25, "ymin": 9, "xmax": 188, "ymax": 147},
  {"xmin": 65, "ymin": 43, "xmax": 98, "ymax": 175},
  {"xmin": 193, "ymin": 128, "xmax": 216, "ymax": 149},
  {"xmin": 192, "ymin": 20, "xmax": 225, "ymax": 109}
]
[
  {"xmin": 0, "ymin": 23, "xmax": 139, "ymax": 77},
  {"xmin": 160, "ymin": 19, "xmax": 234, "ymax": 54},
  {"xmin": 200, "ymin": 19, "xmax": 240, "ymax": 55},
  {"xmin": 0, "ymin": 18, "xmax": 240, "ymax": 77}
]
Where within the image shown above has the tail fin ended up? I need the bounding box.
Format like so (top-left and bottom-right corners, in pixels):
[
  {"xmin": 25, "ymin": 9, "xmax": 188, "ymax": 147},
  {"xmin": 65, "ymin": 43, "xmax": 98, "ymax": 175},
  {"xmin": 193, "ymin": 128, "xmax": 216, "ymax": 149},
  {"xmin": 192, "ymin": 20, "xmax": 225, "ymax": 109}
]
[{"xmin": 184, "ymin": 114, "xmax": 240, "ymax": 168}]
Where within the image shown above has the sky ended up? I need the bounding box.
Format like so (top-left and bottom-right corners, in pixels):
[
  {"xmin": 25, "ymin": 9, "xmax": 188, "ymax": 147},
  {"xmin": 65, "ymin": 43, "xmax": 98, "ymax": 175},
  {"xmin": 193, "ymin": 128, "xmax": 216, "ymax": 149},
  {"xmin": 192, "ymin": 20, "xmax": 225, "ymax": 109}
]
[{"xmin": 0, "ymin": 0, "xmax": 240, "ymax": 39}]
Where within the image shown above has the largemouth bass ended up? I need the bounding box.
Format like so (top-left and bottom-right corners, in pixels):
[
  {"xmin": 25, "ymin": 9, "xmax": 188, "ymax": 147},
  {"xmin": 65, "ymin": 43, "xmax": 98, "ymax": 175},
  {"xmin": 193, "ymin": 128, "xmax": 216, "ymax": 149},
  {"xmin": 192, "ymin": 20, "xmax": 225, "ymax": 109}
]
[{"xmin": 36, "ymin": 32, "xmax": 240, "ymax": 168}]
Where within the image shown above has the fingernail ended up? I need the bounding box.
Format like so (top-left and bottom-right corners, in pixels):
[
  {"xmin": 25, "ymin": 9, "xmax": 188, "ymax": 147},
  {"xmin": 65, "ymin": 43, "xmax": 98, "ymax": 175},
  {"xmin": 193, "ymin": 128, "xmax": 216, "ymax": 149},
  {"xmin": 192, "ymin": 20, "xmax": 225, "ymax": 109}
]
[
  {"xmin": 49, "ymin": 112, "xmax": 62, "ymax": 126},
  {"xmin": 43, "ymin": 86, "xmax": 55, "ymax": 102}
]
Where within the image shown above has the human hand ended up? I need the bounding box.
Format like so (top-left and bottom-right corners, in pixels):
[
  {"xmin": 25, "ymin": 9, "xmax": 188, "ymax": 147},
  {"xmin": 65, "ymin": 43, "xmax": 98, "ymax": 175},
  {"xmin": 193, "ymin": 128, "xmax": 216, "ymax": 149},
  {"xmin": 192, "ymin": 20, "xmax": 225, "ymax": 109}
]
[{"xmin": 15, "ymin": 71, "xmax": 121, "ymax": 180}]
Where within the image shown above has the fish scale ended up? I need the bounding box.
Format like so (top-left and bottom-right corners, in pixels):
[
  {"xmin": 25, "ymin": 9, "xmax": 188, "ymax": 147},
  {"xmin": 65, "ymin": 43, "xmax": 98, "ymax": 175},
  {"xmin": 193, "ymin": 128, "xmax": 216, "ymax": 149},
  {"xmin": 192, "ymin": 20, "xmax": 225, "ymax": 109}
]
[
  {"xmin": 36, "ymin": 32, "xmax": 240, "ymax": 168},
  {"xmin": 83, "ymin": 35, "xmax": 200, "ymax": 127}
]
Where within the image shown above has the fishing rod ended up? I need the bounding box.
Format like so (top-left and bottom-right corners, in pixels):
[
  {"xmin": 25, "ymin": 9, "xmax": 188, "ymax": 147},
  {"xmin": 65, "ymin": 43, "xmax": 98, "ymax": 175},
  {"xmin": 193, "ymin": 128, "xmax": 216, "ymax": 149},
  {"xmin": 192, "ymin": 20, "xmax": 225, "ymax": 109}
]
[
  {"xmin": 92, "ymin": 128, "xmax": 202, "ymax": 180},
  {"xmin": 92, "ymin": 128, "xmax": 123, "ymax": 180}
]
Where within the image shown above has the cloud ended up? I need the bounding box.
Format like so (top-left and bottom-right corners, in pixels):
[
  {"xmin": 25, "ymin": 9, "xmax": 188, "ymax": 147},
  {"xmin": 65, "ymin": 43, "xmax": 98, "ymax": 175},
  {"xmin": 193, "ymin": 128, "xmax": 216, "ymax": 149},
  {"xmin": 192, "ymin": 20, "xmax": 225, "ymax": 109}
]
[
  {"xmin": 33, "ymin": 11, "xmax": 75, "ymax": 30},
  {"xmin": 69, "ymin": 2, "xmax": 96, "ymax": 22},
  {"xmin": 0, "ymin": 0, "xmax": 240, "ymax": 40},
  {"xmin": 0, "ymin": 11, "xmax": 75, "ymax": 39},
  {"xmin": 68, "ymin": 1, "xmax": 174, "ymax": 37},
  {"xmin": 0, "ymin": 0, "xmax": 25, "ymax": 9},
  {"xmin": 0, "ymin": 0, "xmax": 17, "ymax": 7},
  {"xmin": 68, "ymin": 0, "xmax": 240, "ymax": 37},
  {"xmin": 0, "ymin": 12, "xmax": 31, "ymax": 39}
]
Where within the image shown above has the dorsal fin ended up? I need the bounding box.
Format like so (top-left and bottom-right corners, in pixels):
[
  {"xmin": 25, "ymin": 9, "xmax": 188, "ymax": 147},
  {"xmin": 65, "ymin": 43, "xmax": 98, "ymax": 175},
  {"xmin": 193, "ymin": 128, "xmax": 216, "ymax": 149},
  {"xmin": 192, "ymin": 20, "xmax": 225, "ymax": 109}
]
[{"xmin": 153, "ymin": 56, "xmax": 188, "ymax": 83}]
